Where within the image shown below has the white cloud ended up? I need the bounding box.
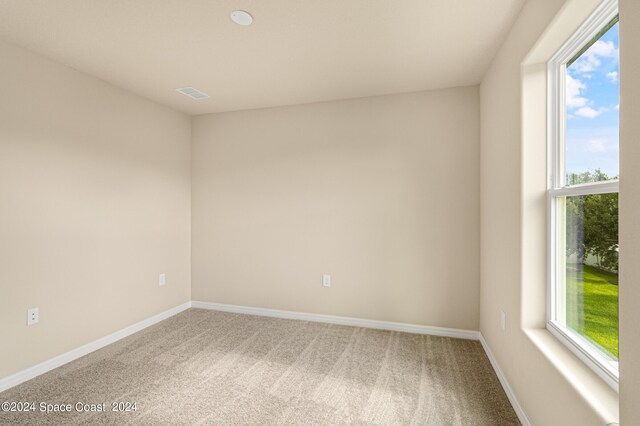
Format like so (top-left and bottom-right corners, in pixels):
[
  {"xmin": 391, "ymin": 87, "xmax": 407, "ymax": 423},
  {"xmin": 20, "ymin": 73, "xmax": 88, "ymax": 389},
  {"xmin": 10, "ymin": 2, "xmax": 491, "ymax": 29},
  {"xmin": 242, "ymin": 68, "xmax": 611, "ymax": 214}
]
[
  {"xmin": 566, "ymin": 74, "xmax": 588, "ymax": 109},
  {"xmin": 586, "ymin": 139, "xmax": 607, "ymax": 153},
  {"xmin": 607, "ymin": 71, "xmax": 618, "ymax": 82},
  {"xmin": 589, "ymin": 40, "xmax": 617, "ymax": 57},
  {"xmin": 572, "ymin": 58, "xmax": 598, "ymax": 73},
  {"xmin": 575, "ymin": 106, "xmax": 601, "ymax": 118},
  {"xmin": 615, "ymin": 104, "xmax": 620, "ymax": 110},
  {"xmin": 571, "ymin": 40, "xmax": 618, "ymax": 73}
]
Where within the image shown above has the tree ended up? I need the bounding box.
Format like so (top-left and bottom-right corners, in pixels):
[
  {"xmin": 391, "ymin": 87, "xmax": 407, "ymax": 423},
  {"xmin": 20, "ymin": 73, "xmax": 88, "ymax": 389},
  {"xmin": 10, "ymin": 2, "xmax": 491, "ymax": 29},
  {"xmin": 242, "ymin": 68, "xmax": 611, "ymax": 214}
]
[
  {"xmin": 565, "ymin": 169, "xmax": 619, "ymax": 271},
  {"xmin": 566, "ymin": 169, "xmax": 610, "ymax": 186}
]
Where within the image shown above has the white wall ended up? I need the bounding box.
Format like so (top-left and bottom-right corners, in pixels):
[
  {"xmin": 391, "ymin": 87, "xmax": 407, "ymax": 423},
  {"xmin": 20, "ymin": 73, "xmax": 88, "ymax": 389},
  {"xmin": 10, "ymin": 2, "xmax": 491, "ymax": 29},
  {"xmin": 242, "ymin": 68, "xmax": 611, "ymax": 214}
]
[
  {"xmin": 0, "ymin": 39, "xmax": 192, "ymax": 379},
  {"xmin": 619, "ymin": 0, "xmax": 640, "ymax": 422},
  {"xmin": 191, "ymin": 87, "xmax": 480, "ymax": 330}
]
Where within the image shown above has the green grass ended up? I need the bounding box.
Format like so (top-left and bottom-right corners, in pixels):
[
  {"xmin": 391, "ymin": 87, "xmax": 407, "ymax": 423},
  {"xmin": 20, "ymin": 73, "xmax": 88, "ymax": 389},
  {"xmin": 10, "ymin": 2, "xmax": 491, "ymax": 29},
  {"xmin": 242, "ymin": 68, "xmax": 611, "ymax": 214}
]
[{"xmin": 566, "ymin": 264, "xmax": 619, "ymax": 358}]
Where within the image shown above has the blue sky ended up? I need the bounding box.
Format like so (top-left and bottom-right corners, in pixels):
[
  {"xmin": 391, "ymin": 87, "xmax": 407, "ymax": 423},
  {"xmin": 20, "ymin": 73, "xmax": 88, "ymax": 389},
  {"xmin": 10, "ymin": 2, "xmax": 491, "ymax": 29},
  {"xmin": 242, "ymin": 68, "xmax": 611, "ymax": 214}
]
[{"xmin": 566, "ymin": 22, "xmax": 619, "ymax": 180}]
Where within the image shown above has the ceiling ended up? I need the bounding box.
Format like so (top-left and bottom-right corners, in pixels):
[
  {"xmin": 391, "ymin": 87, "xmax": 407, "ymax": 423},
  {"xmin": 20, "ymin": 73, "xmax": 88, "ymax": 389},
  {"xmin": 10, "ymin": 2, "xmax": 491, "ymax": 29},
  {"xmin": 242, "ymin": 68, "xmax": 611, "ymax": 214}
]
[{"xmin": 0, "ymin": 0, "xmax": 525, "ymax": 115}]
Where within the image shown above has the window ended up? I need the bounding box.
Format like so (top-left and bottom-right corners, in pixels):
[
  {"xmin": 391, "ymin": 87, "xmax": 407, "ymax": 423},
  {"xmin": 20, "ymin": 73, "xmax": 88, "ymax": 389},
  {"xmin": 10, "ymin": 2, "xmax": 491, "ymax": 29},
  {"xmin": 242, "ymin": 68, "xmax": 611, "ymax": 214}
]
[{"xmin": 548, "ymin": 0, "xmax": 619, "ymax": 390}]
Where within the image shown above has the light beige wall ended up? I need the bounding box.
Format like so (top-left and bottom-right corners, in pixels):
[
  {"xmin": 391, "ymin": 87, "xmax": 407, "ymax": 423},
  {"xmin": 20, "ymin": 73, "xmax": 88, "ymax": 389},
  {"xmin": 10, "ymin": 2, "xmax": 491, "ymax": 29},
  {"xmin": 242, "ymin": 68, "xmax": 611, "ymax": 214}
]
[
  {"xmin": 0, "ymin": 39, "xmax": 191, "ymax": 379},
  {"xmin": 480, "ymin": 0, "xmax": 621, "ymax": 424},
  {"xmin": 619, "ymin": 0, "xmax": 640, "ymax": 422},
  {"xmin": 192, "ymin": 87, "xmax": 480, "ymax": 330}
]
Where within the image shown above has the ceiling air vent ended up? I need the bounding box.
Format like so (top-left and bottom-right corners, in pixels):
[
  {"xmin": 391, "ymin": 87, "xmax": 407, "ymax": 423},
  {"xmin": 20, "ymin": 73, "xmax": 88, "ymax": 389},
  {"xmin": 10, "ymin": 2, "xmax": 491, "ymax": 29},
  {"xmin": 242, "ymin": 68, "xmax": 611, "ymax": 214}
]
[{"xmin": 176, "ymin": 87, "xmax": 210, "ymax": 100}]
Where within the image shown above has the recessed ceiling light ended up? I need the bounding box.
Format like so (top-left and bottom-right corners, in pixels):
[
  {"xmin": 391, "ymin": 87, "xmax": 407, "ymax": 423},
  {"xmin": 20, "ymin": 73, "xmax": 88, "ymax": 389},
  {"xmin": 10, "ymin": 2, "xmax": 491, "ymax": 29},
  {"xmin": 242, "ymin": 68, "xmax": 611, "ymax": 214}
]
[
  {"xmin": 176, "ymin": 87, "xmax": 210, "ymax": 100},
  {"xmin": 230, "ymin": 10, "xmax": 253, "ymax": 26}
]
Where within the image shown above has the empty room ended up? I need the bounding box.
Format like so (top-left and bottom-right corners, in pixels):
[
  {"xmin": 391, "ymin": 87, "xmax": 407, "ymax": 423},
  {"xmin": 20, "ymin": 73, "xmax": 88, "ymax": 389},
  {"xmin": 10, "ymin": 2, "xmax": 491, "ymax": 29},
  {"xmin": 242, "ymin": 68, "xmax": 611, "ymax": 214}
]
[{"xmin": 0, "ymin": 0, "xmax": 638, "ymax": 424}]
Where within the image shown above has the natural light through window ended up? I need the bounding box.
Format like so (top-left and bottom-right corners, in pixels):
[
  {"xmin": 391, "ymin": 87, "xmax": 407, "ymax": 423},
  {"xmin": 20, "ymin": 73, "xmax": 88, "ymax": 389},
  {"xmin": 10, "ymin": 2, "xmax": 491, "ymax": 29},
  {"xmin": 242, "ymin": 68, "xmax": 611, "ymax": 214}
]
[
  {"xmin": 566, "ymin": 20, "xmax": 619, "ymax": 182},
  {"xmin": 565, "ymin": 19, "xmax": 619, "ymax": 359},
  {"xmin": 548, "ymin": 0, "xmax": 619, "ymax": 390}
]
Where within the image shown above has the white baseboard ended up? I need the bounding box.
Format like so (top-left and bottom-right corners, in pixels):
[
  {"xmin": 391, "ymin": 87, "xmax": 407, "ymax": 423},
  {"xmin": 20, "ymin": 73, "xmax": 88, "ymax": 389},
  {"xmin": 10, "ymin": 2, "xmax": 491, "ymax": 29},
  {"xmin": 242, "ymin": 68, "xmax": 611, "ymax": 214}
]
[
  {"xmin": 479, "ymin": 334, "xmax": 531, "ymax": 426},
  {"xmin": 191, "ymin": 301, "xmax": 480, "ymax": 340},
  {"xmin": 0, "ymin": 301, "xmax": 192, "ymax": 394}
]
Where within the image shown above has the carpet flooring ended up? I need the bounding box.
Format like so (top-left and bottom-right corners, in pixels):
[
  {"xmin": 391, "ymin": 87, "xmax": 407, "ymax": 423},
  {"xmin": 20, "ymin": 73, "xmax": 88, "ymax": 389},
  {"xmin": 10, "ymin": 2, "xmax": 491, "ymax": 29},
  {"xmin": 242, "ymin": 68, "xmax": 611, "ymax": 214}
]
[{"xmin": 0, "ymin": 308, "xmax": 520, "ymax": 425}]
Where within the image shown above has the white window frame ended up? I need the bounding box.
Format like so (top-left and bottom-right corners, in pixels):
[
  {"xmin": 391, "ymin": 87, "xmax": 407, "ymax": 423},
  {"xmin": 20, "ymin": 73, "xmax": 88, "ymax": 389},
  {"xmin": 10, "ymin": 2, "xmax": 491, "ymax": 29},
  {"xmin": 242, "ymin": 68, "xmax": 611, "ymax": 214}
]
[{"xmin": 547, "ymin": 0, "xmax": 619, "ymax": 391}]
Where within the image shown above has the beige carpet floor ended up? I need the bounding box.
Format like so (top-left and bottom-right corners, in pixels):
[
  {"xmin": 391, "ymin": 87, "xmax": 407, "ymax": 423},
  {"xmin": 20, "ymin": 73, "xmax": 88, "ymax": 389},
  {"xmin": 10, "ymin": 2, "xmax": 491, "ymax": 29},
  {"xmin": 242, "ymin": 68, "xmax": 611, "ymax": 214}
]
[{"xmin": 0, "ymin": 308, "xmax": 519, "ymax": 425}]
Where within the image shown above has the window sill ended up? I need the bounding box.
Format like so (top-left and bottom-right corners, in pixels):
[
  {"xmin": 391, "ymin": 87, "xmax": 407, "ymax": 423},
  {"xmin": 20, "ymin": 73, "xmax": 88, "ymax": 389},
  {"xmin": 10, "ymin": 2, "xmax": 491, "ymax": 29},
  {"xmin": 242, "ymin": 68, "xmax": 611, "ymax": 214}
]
[
  {"xmin": 547, "ymin": 321, "xmax": 618, "ymax": 391},
  {"xmin": 524, "ymin": 327, "xmax": 619, "ymax": 423}
]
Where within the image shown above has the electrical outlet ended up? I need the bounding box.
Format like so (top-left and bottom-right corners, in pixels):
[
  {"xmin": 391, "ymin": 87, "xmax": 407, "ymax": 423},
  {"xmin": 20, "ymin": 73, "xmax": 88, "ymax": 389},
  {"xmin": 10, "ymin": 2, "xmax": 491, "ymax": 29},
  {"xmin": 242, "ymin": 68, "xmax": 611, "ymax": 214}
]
[
  {"xmin": 322, "ymin": 274, "xmax": 331, "ymax": 287},
  {"xmin": 500, "ymin": 310, "xmax": 506, "ymax": 331},
  {"xmin": 27, "ymin": 307, "xmax": 39, "ymax": 326},
  {"xmin": 159, "ymin": 273, "xmax": 166, "ymax": 286}
]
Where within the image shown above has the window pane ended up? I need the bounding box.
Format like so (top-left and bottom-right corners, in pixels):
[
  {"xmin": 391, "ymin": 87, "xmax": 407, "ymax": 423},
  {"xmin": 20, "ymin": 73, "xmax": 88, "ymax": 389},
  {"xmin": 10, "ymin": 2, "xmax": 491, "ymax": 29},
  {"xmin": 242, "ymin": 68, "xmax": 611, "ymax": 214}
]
[
  {"xmin": 565, "ymin": 21, "xmax": 619, "ymax": 185},
  {"xmin": 564, "ymin": 193, "xmax": 618, "ymax": 359}
]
